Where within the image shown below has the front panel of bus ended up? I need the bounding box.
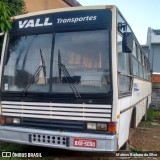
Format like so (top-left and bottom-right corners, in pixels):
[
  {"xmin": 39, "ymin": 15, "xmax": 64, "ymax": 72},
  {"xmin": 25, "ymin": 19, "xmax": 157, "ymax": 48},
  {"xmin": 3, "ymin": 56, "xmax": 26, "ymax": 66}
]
[{"xmin": 0, "ymin": 8, "xmax": 117, "ymax": 151}]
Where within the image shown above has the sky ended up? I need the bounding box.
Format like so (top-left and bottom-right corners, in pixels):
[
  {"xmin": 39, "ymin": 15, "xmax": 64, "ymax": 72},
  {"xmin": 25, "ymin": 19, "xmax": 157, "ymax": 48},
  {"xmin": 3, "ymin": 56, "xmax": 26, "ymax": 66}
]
[{"xmin": 77, "ymin": 0, "xmax": 160, "ymax": 45}]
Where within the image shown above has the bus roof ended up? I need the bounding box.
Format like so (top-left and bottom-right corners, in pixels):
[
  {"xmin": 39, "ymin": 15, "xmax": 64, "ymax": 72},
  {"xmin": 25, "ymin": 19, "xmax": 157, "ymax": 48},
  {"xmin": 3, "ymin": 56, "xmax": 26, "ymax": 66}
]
[{"xmin": 13, "ymin": 5, "xmax": 117, "ymax": 20}]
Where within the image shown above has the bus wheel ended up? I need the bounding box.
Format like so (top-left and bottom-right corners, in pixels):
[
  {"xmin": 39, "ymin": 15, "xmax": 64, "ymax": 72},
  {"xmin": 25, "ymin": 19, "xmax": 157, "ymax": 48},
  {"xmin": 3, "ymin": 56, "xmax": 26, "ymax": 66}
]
[{"xmin": 120, "ymin": 140, "xmax": 129, "ymax": 150}]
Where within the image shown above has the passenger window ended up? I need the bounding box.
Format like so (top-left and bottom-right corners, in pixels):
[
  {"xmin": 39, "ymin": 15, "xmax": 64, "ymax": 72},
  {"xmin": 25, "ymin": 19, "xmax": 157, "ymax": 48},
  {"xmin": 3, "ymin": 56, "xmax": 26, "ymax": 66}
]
[
  {"xmin": 117, "ymin": 33, "xmax": 132, "ymax": 95},
  {"xmin": 118, "ymin": 34, "xmax": 130, "ymax": 75},
  {"xmin": 132, "ymin": 41, "xmax": 136, "ymax": 57},
  {"xmin": 132, "ymin": 57, "xmax": 139, "ymax": 76}
]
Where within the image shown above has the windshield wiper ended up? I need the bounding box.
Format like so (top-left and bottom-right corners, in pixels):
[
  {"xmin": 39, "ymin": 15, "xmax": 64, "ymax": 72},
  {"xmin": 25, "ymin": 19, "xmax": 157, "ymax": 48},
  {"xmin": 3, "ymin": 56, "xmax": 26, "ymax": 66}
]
[
  {"xmin": 22, "ymin": 49, "xmax": 46, "ymax": 95},
  {"xmin": 58, "ymin": 50, "xmax": 81, "ymax": 98},
  {"xmin": 40, "ymin": 49, "xmax": 47, "ymax": 84}
]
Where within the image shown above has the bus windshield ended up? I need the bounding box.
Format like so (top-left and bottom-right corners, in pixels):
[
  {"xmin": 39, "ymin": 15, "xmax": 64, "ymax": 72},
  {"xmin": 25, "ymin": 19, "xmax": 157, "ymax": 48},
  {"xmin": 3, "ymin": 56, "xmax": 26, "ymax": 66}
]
[{"xmin": 2, "ymin": 30, "xmax": 111, "ymax": 94}]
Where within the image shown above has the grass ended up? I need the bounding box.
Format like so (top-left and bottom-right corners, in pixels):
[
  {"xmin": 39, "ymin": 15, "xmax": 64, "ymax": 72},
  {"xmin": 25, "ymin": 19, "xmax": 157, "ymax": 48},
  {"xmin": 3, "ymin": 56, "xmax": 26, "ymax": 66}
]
[
  {"xmin": 139, "ymin": 108, "xmax": 160, "ymax": 128},
  {"xmin": 146, "ymin": 107, "xmax": 160, "ymax": 121},
  {"xmin": 0, "ymin": 143, "xmax": 24, "ymax": 152},
  {"xmin": 146, "ymin": 108, "xmax": 154, "ymax": 121},
  {"xmin": 154, "ymin": 110, "xmax": 160, "ymax": 118},
  {"xmin": 129, "ymin": 146, "xmax": 142, "ymax": 153},
  {"xmin": 0, "ymin": 143, "xmax": 25, "ymax": 160},
  {"xmin": 139, "ymin": 121, "xmax": 152, "ymax": 128}
]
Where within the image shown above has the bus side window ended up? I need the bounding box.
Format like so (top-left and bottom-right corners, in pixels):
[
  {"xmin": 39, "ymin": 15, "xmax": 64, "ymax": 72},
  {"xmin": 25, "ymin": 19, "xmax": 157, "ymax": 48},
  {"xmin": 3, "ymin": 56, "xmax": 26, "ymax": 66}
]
[
  {"xmin": 132, "ymin": 41, "xmax": 139, "ymax": 77},
  {"xmin": 117, "ymin": 33, "xmax": 132, "ymax": 94}
]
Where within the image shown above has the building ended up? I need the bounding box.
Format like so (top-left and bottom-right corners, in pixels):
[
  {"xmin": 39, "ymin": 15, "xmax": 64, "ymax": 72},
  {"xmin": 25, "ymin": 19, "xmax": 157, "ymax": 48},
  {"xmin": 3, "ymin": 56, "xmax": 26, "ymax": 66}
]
[
  {"xmin": 142, "ymin": 27, "xmax": 160, "ymax": 108},
  {"xmin": 143, "ymin": 28, "xmax": 160, "ymax": 84},
  {"xmin": 24, "ymin": 0, "xmax": 81, "ymax": 13}
]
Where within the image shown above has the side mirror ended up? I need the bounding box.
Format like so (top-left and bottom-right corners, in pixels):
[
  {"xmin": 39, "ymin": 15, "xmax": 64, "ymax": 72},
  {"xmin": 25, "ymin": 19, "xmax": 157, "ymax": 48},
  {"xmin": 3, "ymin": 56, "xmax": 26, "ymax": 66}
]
[{"xmin": 122, "ymin": 32, "xmax": 133, "ymax": 53}]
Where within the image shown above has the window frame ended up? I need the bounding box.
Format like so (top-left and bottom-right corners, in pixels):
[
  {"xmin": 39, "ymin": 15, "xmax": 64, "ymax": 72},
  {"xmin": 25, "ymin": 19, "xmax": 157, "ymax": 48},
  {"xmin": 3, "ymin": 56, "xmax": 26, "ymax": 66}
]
[{"xmin": 117, "ymin": 32, "xmax": 132, "ymax": 97}]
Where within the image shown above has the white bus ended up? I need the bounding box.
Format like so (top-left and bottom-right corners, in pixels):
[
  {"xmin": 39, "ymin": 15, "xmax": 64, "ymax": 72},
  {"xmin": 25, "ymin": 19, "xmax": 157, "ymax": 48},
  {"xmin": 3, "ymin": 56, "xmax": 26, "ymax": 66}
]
[{"xmin": 0, "ymin": 5, "xmax": 151, "ymax": 152}]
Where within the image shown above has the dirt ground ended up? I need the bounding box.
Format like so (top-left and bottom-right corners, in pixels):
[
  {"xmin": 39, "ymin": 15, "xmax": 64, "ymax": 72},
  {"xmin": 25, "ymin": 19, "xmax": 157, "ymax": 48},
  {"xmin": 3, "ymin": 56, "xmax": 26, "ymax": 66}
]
[{"xmin": 129, "ymin": 122, "xmax": 160, "ymax": 151}]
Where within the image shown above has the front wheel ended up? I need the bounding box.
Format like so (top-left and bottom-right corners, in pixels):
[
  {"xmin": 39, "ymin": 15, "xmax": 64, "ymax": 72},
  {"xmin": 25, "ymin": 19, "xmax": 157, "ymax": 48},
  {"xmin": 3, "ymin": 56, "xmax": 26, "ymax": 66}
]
[{"xmin": 120, "ymin": 140, "xmax": 129, "ymax": 150}]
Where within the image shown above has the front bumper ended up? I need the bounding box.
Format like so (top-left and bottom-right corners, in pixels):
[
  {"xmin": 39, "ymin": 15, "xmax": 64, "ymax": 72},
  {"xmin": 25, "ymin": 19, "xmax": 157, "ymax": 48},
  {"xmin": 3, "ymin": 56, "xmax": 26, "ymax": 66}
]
[{"xmin": 0, "ymin": 126, "xmax": 117, "ymax": 152}]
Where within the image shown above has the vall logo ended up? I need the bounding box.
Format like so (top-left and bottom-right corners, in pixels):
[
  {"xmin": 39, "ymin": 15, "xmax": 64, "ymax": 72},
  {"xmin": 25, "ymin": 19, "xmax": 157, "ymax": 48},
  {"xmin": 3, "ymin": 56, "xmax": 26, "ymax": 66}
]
[{"xmin": 19, "ymin": 17, "xmax": 53, "ymax": 29}]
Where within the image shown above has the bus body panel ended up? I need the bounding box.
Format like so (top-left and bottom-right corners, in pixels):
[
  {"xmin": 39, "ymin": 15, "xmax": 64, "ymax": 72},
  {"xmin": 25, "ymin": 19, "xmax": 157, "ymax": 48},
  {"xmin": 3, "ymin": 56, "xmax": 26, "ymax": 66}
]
[
  {"xmin": 116, "ymin": 10, "xmax": 151, "ymax": 149},
  {"xmin": 111, "ymin": 7, "xmax": 119, "ymax": 123},
  {"xmin": 0, "ymin": 126, "xmax": 117, "ymax": 152},
  {"xmin": 118, "ymin": 108, "xmax": 132, "ymax": 148},
  {"xmin": 118, "ymin": 79, "xmax": 151, "ymax": 148}
]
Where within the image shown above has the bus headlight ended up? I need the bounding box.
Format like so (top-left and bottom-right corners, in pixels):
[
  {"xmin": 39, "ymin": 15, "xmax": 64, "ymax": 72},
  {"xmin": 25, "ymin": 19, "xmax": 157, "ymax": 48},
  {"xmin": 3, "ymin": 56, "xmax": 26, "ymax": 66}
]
[
  {"xmin": 87, "ymin": 122, "xmax": 96, "ymax": 130},
  {"xmin": 87, "ymin": 122, "xmax": 116, "ymax": 133},
  {"xmin": 0, "ymin": 116, "xmax": 21, "ymax": 125},
  {"xmin": 87, "ymin": 122, "xmax": 107, "ymax": 131},
  {"xmin": 96, "ymin": 123, "xmax": 107, "ymax": 131},
  {"xmin": 13, "ymin": 118, "xmax": 21, "ymax": 124}
]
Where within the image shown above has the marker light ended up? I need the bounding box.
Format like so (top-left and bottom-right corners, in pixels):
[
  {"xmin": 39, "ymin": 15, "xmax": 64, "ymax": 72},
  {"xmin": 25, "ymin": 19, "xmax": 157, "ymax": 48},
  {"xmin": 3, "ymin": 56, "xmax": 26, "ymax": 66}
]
[
  {"xmin": 0, "ymin": 116, "xmax": 5, "ymax": 125},
  {"xmin": 5, "ymin": 117, "xmax": 13, "ymax": 124},
  {"xmin": 108, "ymin": 122, "xmax": 117, "ymax": 133}
]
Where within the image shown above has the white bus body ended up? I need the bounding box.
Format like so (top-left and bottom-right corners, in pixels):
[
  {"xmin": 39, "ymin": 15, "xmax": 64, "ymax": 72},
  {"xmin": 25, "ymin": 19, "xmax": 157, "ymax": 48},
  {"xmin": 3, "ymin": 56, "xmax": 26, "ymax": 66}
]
[{"xmin": 0, "ymin": 5, "xmax": 151, "ymax": 152}]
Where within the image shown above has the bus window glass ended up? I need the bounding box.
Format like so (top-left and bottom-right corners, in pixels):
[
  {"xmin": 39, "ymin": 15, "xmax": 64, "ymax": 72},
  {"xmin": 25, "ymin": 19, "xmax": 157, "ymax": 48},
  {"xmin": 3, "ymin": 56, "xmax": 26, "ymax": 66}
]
[
  {"xmin": 117, "ymin": 33, "xmax": 131, "ymax": 93},
  {"xmin": 144, "ymin": 57, "xmax": 147, "ymax": 68},
  {"xmin": 118, "ymin": 75, "xmax": 131, "ymax": 92},
  {"xmin": 52, "ymin": 30, "xmax": 111, "ymax": 93},
  {"xmin": 138, "ymin": 48, "xmax": 141, "ymax": 62},
  {"xmin": 144, "ymin": 68, "xmax": 148, "ymax": 80},
  {"xmin": 3, "ymin": 34, "xmax": 52, "ymax": 92},
  {"xmin": 118, "ymin": 53, "xmax": 130, "ymax": 74},
  {"xmin": 118, "ymin": 34, "xmax": 130, "ymax": 75},
  {"xmin": 148, "ymin": 70, "xmax": 151, "ymax": 80},
  {"xmin": 142, "ymin": 55, "xmax": 145, "ymax": 66},
  {"xmin": 135, "ymin": 43, "xmax": 138, "ymax": 59},
  {"xmin": 132, "ymin": 41, "xmax": 136, "ymax": 57},
  {"xmin": 132, "ymin": 57, "xmax": 139, "ymax": 76},
  {"xmin": 139, "ymin": 63, "xmax": 143, "ymax": 78}
]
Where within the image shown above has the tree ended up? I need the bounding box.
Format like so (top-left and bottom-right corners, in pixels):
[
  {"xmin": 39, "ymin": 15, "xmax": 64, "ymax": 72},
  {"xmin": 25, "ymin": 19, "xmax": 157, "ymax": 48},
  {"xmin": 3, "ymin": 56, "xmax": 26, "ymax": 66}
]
[
  {"xmin": 3, "ymin": 0, "xmax": 26, "ymax": 17},
  {"xmin": 0, "ymin": 1, "xmax": 12, "ymax": 33},
  {"xmin": 0, "ymin": 0, "xmax": 26, "ymax": 55},
  {"xmin": 0, "ymin": 0, "xmax": 26, "ymax": 32}
]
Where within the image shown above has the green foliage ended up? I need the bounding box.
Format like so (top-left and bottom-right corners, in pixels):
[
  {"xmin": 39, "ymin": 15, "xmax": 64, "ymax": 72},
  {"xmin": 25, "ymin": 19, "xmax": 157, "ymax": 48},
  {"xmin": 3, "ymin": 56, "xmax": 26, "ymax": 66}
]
[
  {"xmin": 0, "ymin": 143, "xmax": 24, "ymax": 152},
  {"xmin": 0, "ymin": 0, "xmax": 26, "ymax": 57},
  {"xmin": 1, "ymin": 0, "xmax": 26, "ymax": 16},
  {"xmin": 0, "ymin": 1, "xmax": 12, "ymax": 32},
  {"xmin": 154, "ymin": 110, "xmax": 160, "ymax": 117},
  {"xmin": 139, "ymin": 121, "xmax": 152, "ymax": 128},
  {"xmin": 129, "ymin": 146, "xmax": 142, "ymax": 152},
  {"xmin": 146, "ymin": 108, "xmax": 154, "ymax": 121},
  {"xmin": 0, "ymin": 0, "xmax": 26, "ymax": 32}
]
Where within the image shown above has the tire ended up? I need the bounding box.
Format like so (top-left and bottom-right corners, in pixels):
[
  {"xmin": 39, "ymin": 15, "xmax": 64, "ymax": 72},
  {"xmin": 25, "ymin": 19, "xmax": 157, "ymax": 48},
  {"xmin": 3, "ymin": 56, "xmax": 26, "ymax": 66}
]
[{"xmin": 120, "ymin": 141, "xmax": 129, "ymax": 150}]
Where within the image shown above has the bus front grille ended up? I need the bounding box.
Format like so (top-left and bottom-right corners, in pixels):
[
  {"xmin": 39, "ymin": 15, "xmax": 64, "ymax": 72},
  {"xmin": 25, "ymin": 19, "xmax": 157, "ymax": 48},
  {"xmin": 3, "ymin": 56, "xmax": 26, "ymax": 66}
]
[{"xmin": 2, "ymin": 101, "xmax": 112, "ymax": 122}]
